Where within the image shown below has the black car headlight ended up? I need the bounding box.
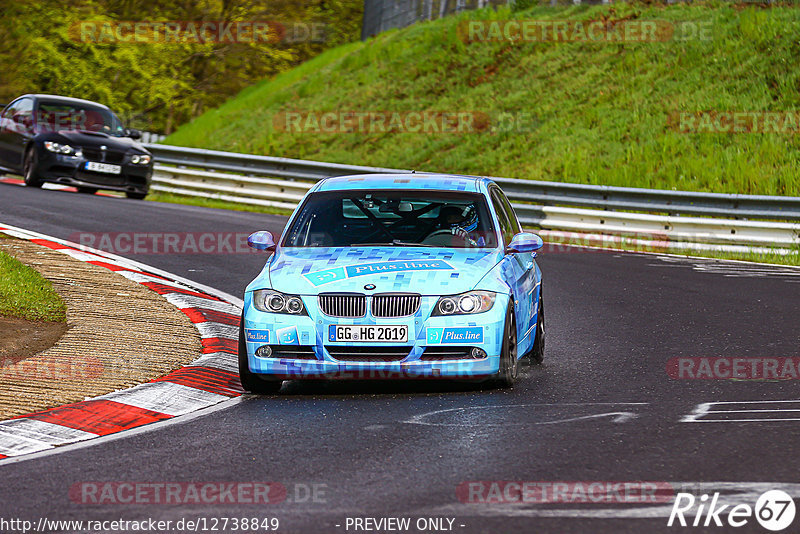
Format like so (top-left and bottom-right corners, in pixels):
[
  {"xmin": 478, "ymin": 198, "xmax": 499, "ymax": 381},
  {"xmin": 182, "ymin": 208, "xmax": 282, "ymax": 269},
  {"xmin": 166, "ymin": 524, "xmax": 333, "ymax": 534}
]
[
  {"xmin": 130, "ymin": 154, "xmax": 151, "ymax": 165},
  {"xmin": 44, "ymin": 141, "xmax": 82, "ymax": 157},
  {"xmin": 253, "ymin": 289, "xmax": 307, "ymax": 315},
  {"xmin": 432, "ymin": 291, "xmax": 496, "ymax": 316}
]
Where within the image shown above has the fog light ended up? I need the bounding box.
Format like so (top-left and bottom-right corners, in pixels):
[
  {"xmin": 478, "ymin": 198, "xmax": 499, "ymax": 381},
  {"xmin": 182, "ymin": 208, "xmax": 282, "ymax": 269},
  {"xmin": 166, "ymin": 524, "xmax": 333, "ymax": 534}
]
[
  {"xmin": 256, "ymin": 345, "xmax": 273, "ymax": 358},
  {"xmin": 470, "ymin": 347, "xmax": 486, "ymax": 359}
]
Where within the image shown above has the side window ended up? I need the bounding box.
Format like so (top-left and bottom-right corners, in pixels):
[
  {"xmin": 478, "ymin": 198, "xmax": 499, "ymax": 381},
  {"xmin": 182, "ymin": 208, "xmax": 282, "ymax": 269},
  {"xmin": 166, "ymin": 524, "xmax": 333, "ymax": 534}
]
[
  {"xmin": 497, "ymin": 189, "xmax": 522, "ymax": 235},
  {"xmin": 490, "ymin": 189, "xmax": 514, "ymax": 247},
  {"xmin": 5, "ymin": 98, "xmax": 33, "ymax": 130},
  {"xmin": 13, "ymin": 98, "xmax": 33, "ymax": 118},
  {"xmin": 1, "ymin": 99, "xmax": 22, "ymax": 120}
]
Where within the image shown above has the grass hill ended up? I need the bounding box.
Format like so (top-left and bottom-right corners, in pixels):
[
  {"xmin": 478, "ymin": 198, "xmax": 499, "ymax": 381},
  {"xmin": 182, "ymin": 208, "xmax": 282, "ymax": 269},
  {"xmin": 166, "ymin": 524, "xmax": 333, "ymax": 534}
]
[{"xmin": 165, "ymin": 1, "xmax": 800, "ymax": 196}]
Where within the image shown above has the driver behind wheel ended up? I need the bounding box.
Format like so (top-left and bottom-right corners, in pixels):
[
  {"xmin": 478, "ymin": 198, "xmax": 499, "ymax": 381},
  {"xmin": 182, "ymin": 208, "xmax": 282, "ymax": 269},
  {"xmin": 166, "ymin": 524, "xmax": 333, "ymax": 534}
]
[{"xmin": 433, "ymin": 205, "xmax": 484, "ymax": 246}]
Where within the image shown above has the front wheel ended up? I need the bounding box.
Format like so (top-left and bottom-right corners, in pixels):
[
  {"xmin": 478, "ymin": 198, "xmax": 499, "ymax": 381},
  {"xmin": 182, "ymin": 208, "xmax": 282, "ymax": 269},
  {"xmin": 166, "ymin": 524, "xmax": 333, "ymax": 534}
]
[
  {"xmin": 529, "ymin": 291, "xmax": 545, "ymax": 364},
  {"xmin": 23, "ymin": 148, "xmax": 43, "ymax": 188},
  {"xmin": 238, "ymin": 314, "xmax": 283, "ymax": 394},
  {"xmin": 126, "ymin": 191, "xmax": 147, "ymax": 200},
  {"xmin": 490, "ymin": 305, "xmax": 518, "ymax": 389}
]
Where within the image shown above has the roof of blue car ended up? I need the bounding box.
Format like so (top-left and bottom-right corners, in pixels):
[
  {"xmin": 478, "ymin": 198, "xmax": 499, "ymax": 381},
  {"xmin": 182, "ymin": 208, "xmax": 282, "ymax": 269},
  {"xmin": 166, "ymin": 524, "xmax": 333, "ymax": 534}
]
[{"xmin": 314, "ymin": 173, "xmax": 485, "ymax": 193}]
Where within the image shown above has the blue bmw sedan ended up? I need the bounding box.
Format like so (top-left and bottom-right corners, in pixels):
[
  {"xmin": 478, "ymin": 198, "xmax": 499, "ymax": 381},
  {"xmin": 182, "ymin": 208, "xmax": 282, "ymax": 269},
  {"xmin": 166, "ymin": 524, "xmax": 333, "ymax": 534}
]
[{"xmin": 239, "ymin": 173, "xmax": 545, "ymax": 393}]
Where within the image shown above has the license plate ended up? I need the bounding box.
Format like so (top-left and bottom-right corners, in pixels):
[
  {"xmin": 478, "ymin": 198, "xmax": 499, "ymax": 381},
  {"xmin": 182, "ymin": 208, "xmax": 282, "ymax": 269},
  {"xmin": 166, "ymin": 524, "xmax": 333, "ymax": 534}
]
[
  {"xmin": 329, "ymin": 325, "xmax": 408, "ymax": 343},
  {"xmin": 85, "ymin": 161, "xmax": 121, "ymax": 174}
]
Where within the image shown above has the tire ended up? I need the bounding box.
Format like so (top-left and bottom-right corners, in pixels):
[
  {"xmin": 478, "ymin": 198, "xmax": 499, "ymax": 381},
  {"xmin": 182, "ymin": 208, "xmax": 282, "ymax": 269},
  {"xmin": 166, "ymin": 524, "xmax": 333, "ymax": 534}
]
[
  {"xmin": 490, "ymin": 304, "xmax": 518, "ymax": 389},
  {"xmin": 77, "ymin": 187, "xmax": 97, "ymax": 195},
  {"xmin": 529, "ymin": 291, "xmax": 545, "ymax": 364},
  {"xmin": 126, "ymin": 191, "xmax": 147, "ymax": 200},
  {"xmin": 23, "ymin": 148, "xmax": 43, "ymax": 188},
  {"xmin": 238, "ymin": 314, "xmax": 283, "ymax": 394}
]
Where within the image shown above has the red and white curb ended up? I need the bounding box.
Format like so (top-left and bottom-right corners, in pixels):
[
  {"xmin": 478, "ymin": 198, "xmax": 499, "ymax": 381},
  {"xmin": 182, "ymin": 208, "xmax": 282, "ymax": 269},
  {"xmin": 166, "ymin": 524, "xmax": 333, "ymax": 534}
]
[{"xmin": 0, "ymin": 222, "xmax": 245, "ymax": 461}]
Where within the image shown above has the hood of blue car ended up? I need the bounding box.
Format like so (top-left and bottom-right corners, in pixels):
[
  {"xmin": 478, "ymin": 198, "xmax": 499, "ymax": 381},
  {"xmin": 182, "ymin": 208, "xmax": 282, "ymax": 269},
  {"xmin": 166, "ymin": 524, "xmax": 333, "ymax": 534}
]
[{"xmin": 265, "ymin": 247, "xmax": 502, "ymax": 296}]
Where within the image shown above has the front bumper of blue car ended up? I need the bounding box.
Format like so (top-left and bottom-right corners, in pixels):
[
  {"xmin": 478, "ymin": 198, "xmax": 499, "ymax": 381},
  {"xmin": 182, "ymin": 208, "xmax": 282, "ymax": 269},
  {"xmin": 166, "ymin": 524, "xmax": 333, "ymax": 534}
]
[{"xmin": 242, "ymin": 293, "xmax": 510, "ymax": 379}]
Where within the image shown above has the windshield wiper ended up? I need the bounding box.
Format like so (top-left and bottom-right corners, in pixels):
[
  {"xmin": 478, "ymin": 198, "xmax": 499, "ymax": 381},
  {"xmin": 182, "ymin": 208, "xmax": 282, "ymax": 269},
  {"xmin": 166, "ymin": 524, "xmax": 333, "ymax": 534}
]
[
  {"xmin": 356, "ymin": 240, "xmax": 436, "ymax": 247},
  {"xmin": 390, "ymin": 240, "xmax": 436, "ymax": 247}
]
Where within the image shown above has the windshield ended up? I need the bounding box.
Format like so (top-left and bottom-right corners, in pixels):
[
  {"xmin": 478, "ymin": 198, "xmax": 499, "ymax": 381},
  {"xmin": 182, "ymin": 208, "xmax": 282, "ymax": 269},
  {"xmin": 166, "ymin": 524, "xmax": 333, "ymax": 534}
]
[
  {"xmin": 36, "ymin": 102, "xmax": 126, "ymax": 137},
  {"xmin": 282, "ymin": 190, "xmax": 498, "ymax": 249}
]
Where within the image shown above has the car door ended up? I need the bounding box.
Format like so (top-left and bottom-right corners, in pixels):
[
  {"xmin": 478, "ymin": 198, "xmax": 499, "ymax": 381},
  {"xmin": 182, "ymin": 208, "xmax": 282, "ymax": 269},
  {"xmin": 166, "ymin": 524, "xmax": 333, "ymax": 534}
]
[
  {"xmin": 0, "ymin": 100, "xmax": 21, "ymax": 168},
  {"xmin": 0, "ymin": 97, "xmax": 34, "ymax": 171},
  {"xmin": 490, "ymin": 186, "xmax": 537, "ymax": 351}
]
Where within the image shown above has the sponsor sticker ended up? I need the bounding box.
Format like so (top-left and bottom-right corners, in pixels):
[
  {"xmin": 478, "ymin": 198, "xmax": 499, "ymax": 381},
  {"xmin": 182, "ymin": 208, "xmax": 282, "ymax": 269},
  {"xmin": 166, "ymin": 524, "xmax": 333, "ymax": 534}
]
[
  {"xmin": 276, "ymin": 326, "xmax": 299, "ymax": 345},
  {"xmin": 245, "ymin": 329, "xmax": 270, "ymax": 343},
  {"xmin": 304, "ymin": 260, "xmax": 453, "ymax": 286},
  {"xmin": 427, "ymin": 327, "xmax": 483, "ymax": 344},
  {"xmin": 304, "ymin": 267, "xmax": 347, "ymax": 286}
]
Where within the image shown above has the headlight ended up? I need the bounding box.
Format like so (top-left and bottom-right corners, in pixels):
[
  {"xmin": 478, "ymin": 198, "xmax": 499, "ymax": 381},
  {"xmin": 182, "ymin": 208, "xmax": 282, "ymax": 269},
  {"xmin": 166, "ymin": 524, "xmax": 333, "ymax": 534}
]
[
  {"xmin": 130, "ymin": 154, "xmax": 151, "ymax": 165},
  {"xmin": 432, "ymin": 291, "xmax": 496, "ymax": 316},
  {"xmin": 253, "ymin": 289, "xmax": 307, "ymax": 316},
  {"xmin": 44, "ymin": 141, "xmax": 81, "ymax": 157}
]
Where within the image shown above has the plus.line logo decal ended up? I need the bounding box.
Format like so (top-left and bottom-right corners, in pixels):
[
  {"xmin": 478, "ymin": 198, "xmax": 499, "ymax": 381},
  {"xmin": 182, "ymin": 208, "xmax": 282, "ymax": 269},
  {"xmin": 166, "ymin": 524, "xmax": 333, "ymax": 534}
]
[
  {"xmin": 426, "ymin": 327, "xmax": 483, "ymax": 344},
  {"xmin": 304, "ymin": 260, "xmax": 453, "ymax": 286}
]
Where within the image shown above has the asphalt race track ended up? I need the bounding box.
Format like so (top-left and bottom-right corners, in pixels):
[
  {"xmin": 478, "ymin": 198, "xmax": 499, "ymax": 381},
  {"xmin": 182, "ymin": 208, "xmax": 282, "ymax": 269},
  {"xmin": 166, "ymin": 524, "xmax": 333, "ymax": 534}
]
[{"xmin": 1, "ymin": 183, "xmax": 799, "ymax": 534}]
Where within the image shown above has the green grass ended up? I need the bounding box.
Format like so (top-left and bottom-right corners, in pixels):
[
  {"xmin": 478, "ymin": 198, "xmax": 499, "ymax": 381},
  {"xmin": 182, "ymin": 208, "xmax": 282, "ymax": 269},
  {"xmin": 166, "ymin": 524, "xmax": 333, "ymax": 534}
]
[
  {"xmin": 166, "ymin": 1, "xmax": 800, "ymax": 196},
  {"xmin": 145, "ymin": 192, "xmax": 292, "ymax": 216},
  {"xmin": 0, "ymin": 249, "xmax": 66, "ymax": 322}
]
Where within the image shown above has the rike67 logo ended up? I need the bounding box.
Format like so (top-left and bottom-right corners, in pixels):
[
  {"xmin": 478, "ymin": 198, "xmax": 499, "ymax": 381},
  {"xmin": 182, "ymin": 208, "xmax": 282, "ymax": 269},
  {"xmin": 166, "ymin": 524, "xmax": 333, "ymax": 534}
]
[{"xmin": 668, "ymin": 490, "xmax": 796, "ymax": 531}]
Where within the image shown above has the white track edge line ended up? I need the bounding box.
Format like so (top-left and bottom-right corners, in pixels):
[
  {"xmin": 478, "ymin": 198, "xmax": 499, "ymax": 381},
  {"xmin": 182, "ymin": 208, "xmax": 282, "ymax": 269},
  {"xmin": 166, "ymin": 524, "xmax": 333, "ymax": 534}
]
[{"xmin": 531, "ymin": 231, "xmax": 800, "ymax": 272}]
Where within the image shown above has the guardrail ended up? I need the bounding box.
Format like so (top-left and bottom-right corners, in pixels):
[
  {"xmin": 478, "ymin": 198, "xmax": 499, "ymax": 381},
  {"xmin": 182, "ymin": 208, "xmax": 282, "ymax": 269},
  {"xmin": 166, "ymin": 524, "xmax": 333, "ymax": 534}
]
[{"xmin": 145, "ymin": 143, "xmax": 800, "ymax": 250}]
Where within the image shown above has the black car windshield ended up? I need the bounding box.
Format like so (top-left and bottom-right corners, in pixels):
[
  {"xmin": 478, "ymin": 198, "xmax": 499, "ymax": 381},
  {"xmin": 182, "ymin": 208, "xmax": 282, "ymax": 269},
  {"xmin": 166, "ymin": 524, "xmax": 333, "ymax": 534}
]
[
  {"xmin": 36, "ymin": 102, "xmax": 126, "ymax": 137},
  {"xmin": 282, "ymin": 190, "xmax": 498, "ymax": 249}
]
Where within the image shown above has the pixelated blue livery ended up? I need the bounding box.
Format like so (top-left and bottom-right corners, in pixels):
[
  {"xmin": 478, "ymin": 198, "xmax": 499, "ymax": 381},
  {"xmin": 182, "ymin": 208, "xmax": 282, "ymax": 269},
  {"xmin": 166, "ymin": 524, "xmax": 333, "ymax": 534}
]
[{"xmin": 239, "ymin": 173, "xmax": 545, "ymax": 392}]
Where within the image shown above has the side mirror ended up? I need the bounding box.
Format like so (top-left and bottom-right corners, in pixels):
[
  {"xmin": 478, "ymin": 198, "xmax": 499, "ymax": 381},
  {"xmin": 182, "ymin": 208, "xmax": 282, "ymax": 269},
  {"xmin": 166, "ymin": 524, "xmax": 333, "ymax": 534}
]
[
  {"xmin": 248, "ymin": 231, "xmax": 276, "ymax": 251},
  {"xmin": 127, "ymin": 128, "xmax": 142, "ymax": 139},
  {"xmin": 506, "ymin": 232, "xmax": 543, "ymax": 255}
]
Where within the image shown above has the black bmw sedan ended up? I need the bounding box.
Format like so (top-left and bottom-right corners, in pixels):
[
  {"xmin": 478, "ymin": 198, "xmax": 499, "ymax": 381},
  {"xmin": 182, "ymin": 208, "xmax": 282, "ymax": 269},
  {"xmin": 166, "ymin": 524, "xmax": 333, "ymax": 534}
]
[{"xmin": 0, "ymin": 94, "xmax": 152, "ymax": 199}]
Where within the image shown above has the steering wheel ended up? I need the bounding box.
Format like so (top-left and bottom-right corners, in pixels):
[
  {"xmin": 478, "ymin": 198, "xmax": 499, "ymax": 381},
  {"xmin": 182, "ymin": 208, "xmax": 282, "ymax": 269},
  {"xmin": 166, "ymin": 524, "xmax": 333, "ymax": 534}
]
[{"xmin": 421, "ymin": 229, "xmax": 472, "ymax": 246}]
